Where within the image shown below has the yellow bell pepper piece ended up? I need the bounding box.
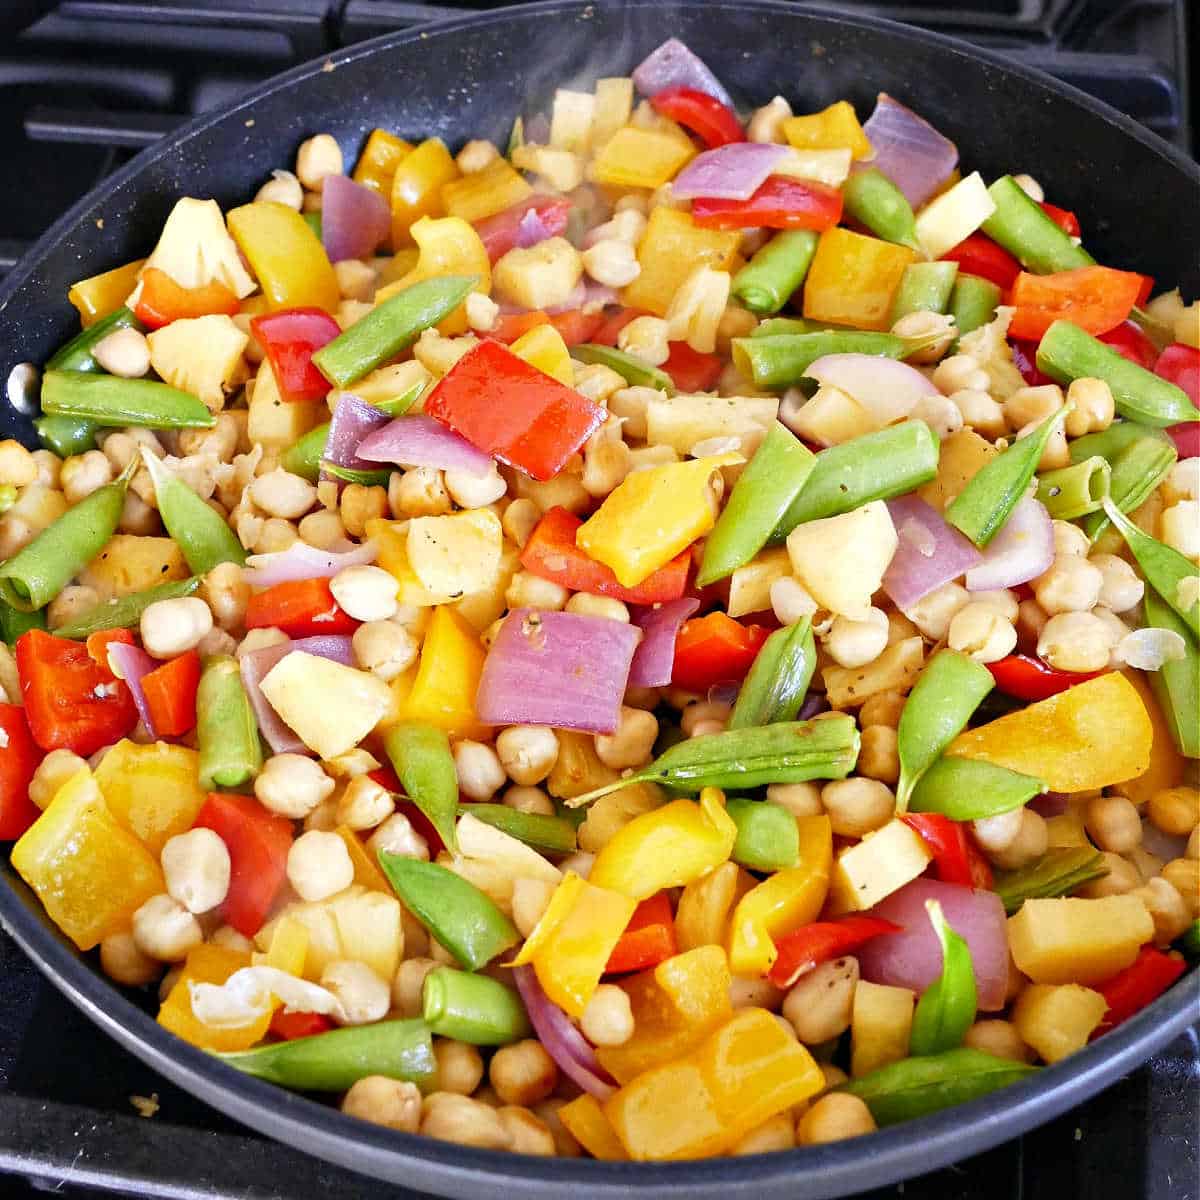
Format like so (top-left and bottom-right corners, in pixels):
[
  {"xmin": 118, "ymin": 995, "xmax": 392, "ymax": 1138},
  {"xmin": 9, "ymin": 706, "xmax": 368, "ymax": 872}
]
[
  {"xmin": 947, "ymin": 672, "xmax": 1153, "ymax": 793},
  {"xmin": 558, "ymin": 1094, "xmax": 628, "ymax": 1160},
  {"xmin": 781, "ymin": 101, "xmax": 872, "ymax": 159},
  {"xmin": 390, "ymin": 137, "xmax": 460, "ymax": 247},
  {"xmin": 576, "ymin": 453, "xmax": 741, "ymax": 588},
  {"xmin": 68, "ymin": 259, "xmax": 145, "ymax": 326},
  {"xmin": 510, "ymin": 323, "xmax": 573, "ymax": 385},
  {"xmin": 378, "ymin": 247, "xmax": 421, "ymax": 287},
  {"xmin": 513, "ymin": 871, "xmax": 637, "ymax": 1017},
  {"xmin": 395, "ymin": 605, "xmax": 489, "ymax": 740},
  {"xmin": 227, "ymin": 201, "xmax": 339, "ymax": 314},
  {"xmin": 547, "ymin": 730, "xmax": 621, "ymax": 800},
  {"xmin": 1113, "ymin": 670, "xmax": 1185, "ymax": 806},
  {"xmin": 591, "ymin": 126, "xmax": 696, "ymax": 191},
  {"xmin": 158, "ymin": 945, "xmax": 271, "ymax": 1052},
  {"xmin": 727, "ymin": 814, "xmax": 832, "ymax": 975},
  {"xmin": 589, "ymin": 788, "xmax": 738, "ymax": 900},
  {"xmin": 93, "ymin": 739, "xmax": 206, "ymax": 855},
  {"xmin": 595, "ymin": 945, "xmax": 732, "ymax": 1084},
  {"xmin": 802, "ymin": 227, "xmax": 917, "ymax": 332},
  {"xmin": 442, "ymin": 158, "xmax": 532, "ymax": 224},
  {"xmin": 622, "ymin": 208, "xmax": 740, "ymax": 317},
  {"xmin": 675, "ymin": 861, "xmax": 756, "ymax": 952},
  {"xmin": 604, "ymin": 1007, "xmax": 825, "ymax": 1160},
  {"xmin": 336, "ymin": 825, "xmax": 392, "ymax": 892},
  {"xmin": 259, "ymin": 914, "xmax": 309, "ymax": 977},
  {"xmin": 352, "ymin": 128, "xmax": 414, "ymax": 197},
  {"xmin": 11, "ymin": 769, "xmax": 163, "ymax": 951}
]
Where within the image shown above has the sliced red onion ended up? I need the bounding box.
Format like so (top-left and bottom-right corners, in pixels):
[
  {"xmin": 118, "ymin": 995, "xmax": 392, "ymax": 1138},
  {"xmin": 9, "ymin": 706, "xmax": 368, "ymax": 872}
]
[
  {"xmin": 524, "ymin": 113, "xmax": 551, "ymax": 145},
  {"xmin": 883, "ymin": 495, "xmax": 982, "ymax": 610},
  {"xmin": 241, "ymin": 539, "xmax": 378, "ymax": 588},
  {"xmin": 545, "ymin": 280, "xmax": 588, "ymax": 315},
  {"xmin": 628, "ymin": 598, "xmax": 700, "ymax": 687},
  {"xmin": 321, "ymin": 174, "xmax": 390, "ymax": 264},
  {"xmin": 859, "ymin": 93, "xmax": 958, "ymax": 209},
  {"xmin": 1141, "ymin": 819, "xmax": 1188, "ymax": 862},
  {"xmin": 633, "ymin": 37, "xmax": 733, "ymax": 108},
  {"xmin": 581, "ymin": 282, "xmax": 619, "ymax": 311},
  {"xmin": 511, "ymin": 965, "xmax": 616, "ymax": 1100},
  {"xmin": 516, "ymin": 206, "xmax": 555, "ymax": 249},
  {"xmin": 324, "ymin": 393, "xmax": 392, "ymax": 471},
  {"xmin": 1167, "ymin": 422, "xmax": 1199, "ymax": 459},
  {"xmin": 806, "ymin": 353, "xmax": 942, "ymax": 427},
  {"xmin": 476, "ymin": 608, "xmax": 642, "ymax": 734},
  {"xmin": 290, "ymin": 634, "xmax": 356, "ymax": 666},
  {"xmin": 799, "ymin": 692, "xmax": 829, "ymax": 720},
  {"xmin": 1030, "ymin": 792, "xmax": 1069, "ymax": 818},
  {"xmin": 671, "ymin": 144, "xmax": 789, "ymax": 202},
  {"xmin": 356, "ymin": 415, "xmax": 494, "ymax": 476},
  {"xmin": 106, "ymin": 641, "xmax": 158, "ymax": 737},
  {"xmin": 965, "ymin": 497, "xmax": 1053, "ymax": 592},
  {"xmin": 857, "ymin": 877, "xmax": 1009, "ymax": 1011}
]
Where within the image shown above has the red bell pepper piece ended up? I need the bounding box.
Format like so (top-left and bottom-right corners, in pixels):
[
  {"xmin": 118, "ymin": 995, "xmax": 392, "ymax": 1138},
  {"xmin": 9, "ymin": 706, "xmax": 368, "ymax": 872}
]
[
  {"xmin": 901, "ymin": 812, "xmax": 993, "ymax": 890},
  {"xmin": 474, "ymin": 195, "xmax": 572, "ymax": 264},
  {"xmin": 1097, "ymin": 319, "xmax": 1158, "ymax": 370},
  {"xmin": 519, "ymin": 507, "xmax": 690, "ymax": 605},
  {"xmin": 133, "ymin": 267, "xmax": 240, "ymax": 330},
  {"xmin": 671, "ymin": 612, "xmax": 770, "ymax": 693},
  {"xmin": 425, "ymin": 339, "xmax": 605, "ymax": 482},
  {"xmin": 987, "ymin": 654, "xmax": 1106, "ymax": 702},
  {"xmin": 244, "ymin": 577, "xmax": 358, "ymax": 638},
  {"xmin": 490, "ymin": 311, "xmax": 551, "ymax": 344},
  {"xmin": 606, "ymin": 892, "xmax": 678, "ymax": 975},
  {"xmin": 269, "ymin": 1009, "xmax": 335, "ymax": 1041},
  {"xmin": 663, "ymin": 341, "xmax": 723, "ymax": 393},
  {"xmin": 85, "ymin": 626, "xmax": 133, "ymax": 668},
  {"xmin": 941, "ymin": 235, "xmax": 1021, "ymax": 290},
  {"xmin": 15, "ymin": 629, "xmax": 137, "ymax": 757},
  {"xmin": 1091, "ymin": 945, "xmax": 1186, "ymax": 1038},
  {"xmin": 251, "ymin": 308, "xmax": 341, "ymax": 403},
  {"xmin": 0, "ymin": 703, "xmax": 44, "ymax": 839},
  {"xmin": 1038, "ymin": 202, "xmax": 1081, "ymax": 238},
  {"xmin": 650, "ymin": 86, "xmax": 745, "ymax": 149},
  {"xmin": 194, "ymin": 793, "xmax": 293, "ymax": 938},
  {"xmin": 691, "ymin": 176, "xmax": 843, "ymax": 232},
  {"xmin": 591, "ymin": 307, "xmax": 644, "ymax": 347},
  {"xmin": 140, "ymin": 650, "xmax": 201, "ymax": 738},
  {"xmin": 1166, "ymin": 422, "xmax": 1200, "ymax": 460},
  {"xmin": 1155, "ymin": 342, "xmax": 1200, "ymax": 408},
  {"xmin": 766, "ymin": 915, "xmax": 901, "ymax": 990},
  {"xmin": 1007, "ymin": 266, "xmax": 1143, "ymax": 342},
  {"xmin": 490, "ymin": 308, "xmax": 606, "ymax": 348}
]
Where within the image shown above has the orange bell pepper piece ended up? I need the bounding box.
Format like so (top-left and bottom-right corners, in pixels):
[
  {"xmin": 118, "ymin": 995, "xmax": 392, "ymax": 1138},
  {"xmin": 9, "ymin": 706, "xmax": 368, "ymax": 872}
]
[
  {"xmin": 140, "ymin": 650, "xmax": 201, "ymax": 738},
  {"xmin": 158, "ymin": 944, "xmax": 272, "ymax": 1052},
  {"xmin": 606, "ymin": 892, "xmax": 677, "ymax": 975},
  {"xmin": 802, "ymin": 227, "xmax": 917, "ymax": 331},
  {"xmin": 133, "ymin": 267, "xmax": 240, "ymax": 329},
  {"xmin": 558, "ymin": 1095, "xmax": 628, "ymax": 1160}
]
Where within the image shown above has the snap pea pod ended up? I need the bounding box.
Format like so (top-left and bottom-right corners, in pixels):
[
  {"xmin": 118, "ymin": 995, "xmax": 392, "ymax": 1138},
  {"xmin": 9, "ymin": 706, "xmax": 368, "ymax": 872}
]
[
  {"xmin": 378, "ymin": 854, "xmax": 519, "ymax": 971},
  {"xmin": 890, "ymin": 261, "xmax": 959, "ymax": 321},
  {"xmin": 302, "ymin": 211, "xmax": 322, "ymax": 240},
  {"xmin": 946, "ymin": 403, "xmax": 1071, "ymax": 547},
  {"xmin": 895, "ymin": 649, "xmax": 995, "ymax": 813},
  {"xmin": 455, "ymin": 804, "xmax": 577, "ymax": 854},
  {"xmin": 218, "ymin": 1019, "xmax": 435, "ymax": 1092},
  {"xmin": 980, "ymin": 176, "xmax": 1095, "ymax": 274},
  {"xmin": 1103, "ymin": 497, "xmax": 1200, "ymax": 640},
  {"xmin": 422, "ymin": 967, "xmax": 531, "ymax": 1045},
  {"xmin": 321, "ymin": 460, "xmax": 392, "ymax": 488},
  {"xmin": 842, "ymin": 168, "xmax": 920, "ymax": 251},
  {"xmin": 732, "ymin": 230, "xmax": 819, "ymax": 315},
  {"xmin": 47, "ymin": 306, "xmax": 145, "ymax": 372},
  {"xmin": 732, "ymin": 331, "xmax": 904, "ymax": 389},
  {"xmin": 842, "ymin": 1047, "xmax": 1037, "ymax": 1126},
  {"xmin": 1036, "ymin": 320, "xmax": 1200, "ymax": 426},
  {"xmin": 697, "ymin": 422, "xmax": 815, "ymax": 585},
  {"xmin": 312, "ymin": 275, "xmax": 477, "ymax": 387},
  {"xmin": 0, "ymin": 598, "xmax": 45, "ymax": 645},
  {"xmin": 384, "ymin": 723, "xmax": 459, "ymax": 855},
  {"xmin": 1035, "ymin": 455, "xmax": 1111, "ymax": 520},
  {"xmin": 909, "ymin": 900, "xmax": 977, "ymax": 1058},
  {"xmin": 728, "ymin": 618, "xmax": 815, "ymax": 729},
  {"xmin": 993, "ymin": 846, "xmax": 1108, "ymax": 915},
  {"xmin": 0, "ymin": 458, "xmax": 133, "ymax": 612},
  {"xmin": 196, "ymin": 655, "xmax": 262, "ymax": 791},
  {"xmin": 1143, "ymin": 587, "xmax": 1199, "ymax": 758},
  {"xmin": 34, "ymin": 415, "xmax": 99, "ymax": 457},
  {"xmin": 949, "ymin": 274, "xmax": 1001, "ymax": 339},
  {"xmin": 41, "ymin": 370, "xmax": 216, "ymax": 429},
  {"xmin": 571, "ymin": 343, "xmax": 675, "ymax": 394},
  {"xmin": 282, "ymin": 423, "xmax": 330, "ymax": 483},
  {"xmin": 726, "ymin": 797, "xmax": 800, "ymax": 872},
  {"xmin": 751, "ymin": 317, "xmax": 820, "ymax": 338},
  {"xmin": 1081, "ymin": 434, "xmax": 1176, "ymax": 540},
  {"xmin": 566, "ymin": 714, "xmax": 860, "ymax": 807},
  {"xmin": 54, "ymin": 576, "xmax": 200, "ymax": 639},
  {"xmin": 1068, "ymin": 420, "xmax": 1167, "ymax": 465},
  {"xmin": 1181, "ymin": 920, "xmax": 1200, "ymax": 958},
  {"xmin": 909, "ymin": 756, "xmax": 1045, "ymax": 821},
  {"xmin": 142, "ymin": 450, "xmax": 246, "ymax": 574},
  {"xmin": 771, "ymin": 420, "xmax": 940, "ymax": 541}
]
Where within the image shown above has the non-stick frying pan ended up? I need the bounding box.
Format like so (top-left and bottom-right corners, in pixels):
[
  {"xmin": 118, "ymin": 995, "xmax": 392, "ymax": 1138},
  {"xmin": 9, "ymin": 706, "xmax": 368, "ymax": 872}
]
[{"xmin": 1, "ymin": 2, "xmax": 1197, "ymax": 1195}]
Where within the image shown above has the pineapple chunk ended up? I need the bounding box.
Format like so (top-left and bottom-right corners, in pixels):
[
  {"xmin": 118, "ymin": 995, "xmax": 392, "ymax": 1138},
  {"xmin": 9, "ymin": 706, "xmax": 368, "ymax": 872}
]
[
  {"xmin": 829, "ymin": 818, "xmax": 933, "ymax": 914},
  {"xmin": 1013, "ymin": 984, "xmax": 1107, "ymax": 1064},
  {"xmin": 913, "ymin": 171, "xmax": 996, "ymax": 261},
  {"xmin": 918, "ymin": 428, "xmax": 998, "ymax": 512},
  {"xmin": 405, "ymin": 509, "xmax": 503, "ymax": 600},
  {"xmin": 79, "ymin": 534, "xmax": 189, "ymax": 600},
  {"xmin": 328, "ymin": 887, "xmax": 403, "ymax": 982},
  {"xmin": 493, "ymin": 237, "xmax": 583, "ymax": 311},
  {"xmin": 646, "ymin": 395, "xmax": 778, "ymax": 456},
  {"xmin": 440, "ymin": 817, "xmax": 560, "ymax": 917},
  {"xmin": 343, "ymin": 360, "xmax": 432, "ymax": 411},
  {"xmin": 577, "ymin": 782, "xmax": 666, "ymax": 854},
  {"xmin": 256, "ymin": 899, "xmax": 343, "ymax": 981},
  {"xmin": 549, "ymin": 88, "xmax": 597, "ymax": 155},
  {"xmin": 851, "ymin": 980, "xmax": 915, "ymax": 1077},
  {"xmin": 787, "ymin": 385, "xmax": 878, "ymax": 447},
  {"xmin": 247, "ymin": 360, "xmax": 323, "ymax": 452},
  {"xmin": 452, "ymin": 539, "xmax": 521, "ymax": 633},
  {"xmin": 1008, "ymin": 896, "xmax": 1154, "ymax": 985},
  {"xmin": 592, "ymin": 78, "xmax": 634, "ymax": 148},
  {"xmin": 142, "ymin": 197, "xmax": 257, "ymax": 298},
  {"xmin": 727, "ymin": 547, "xmax": 793, "ymax": 619},
  {"xmin": 148, "ymin": 314, "xmax": 249, "ymax": 411}
]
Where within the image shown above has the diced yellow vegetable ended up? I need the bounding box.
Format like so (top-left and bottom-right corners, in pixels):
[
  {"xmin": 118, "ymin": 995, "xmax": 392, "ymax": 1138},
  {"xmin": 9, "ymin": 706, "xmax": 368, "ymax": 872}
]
[
  {"xmin": 1045, "ymin": 808, "xmax": 1089, "ymax": 849},
  {"xmin": 367, "ymin": 518, "xmax": 455, "ymax": 607},
  {"xmin": 788, "ymin": 385, "xmax": 878, "ymax": 448},
  {"xmin": 914, "ymin": 171, "xmax": 997, "ymax": 260},
  {"xmin": 390, "ymin": 138, "xmax": 459, "ymax": 247},
  {"xmin": 227, "ymin": 201, "xmax": 339, "ymax": 314},
  {"xmin": 256, "ymin": 898, "xmax": 343, "ymax": 981},
  {"xmin": 451, "ymin": 539, "xmax": 521, "ymax": 633},
  {"xmin": 577, "ymin": 783, "xmax": 666, "ymax": 854},
  {"xmin": 394, "ymin": 605, "xmax": 489, "ymax": 740},
  {"xmin": 727, "ymin": 546, "xmax": 793, "ymax": 619},
  {"xmin": 645, "ymin": 395, "xmax": 778, "ymax": 456},
  {"xmin": 510, "ymin": 323, "xmax": 573, "ymax": 385},
  {"xmin": 622, "ymin": 208, "xmax": 741, "ymax": 317},
  {"xmin": 559, "ymin": 1094, "xmax": 628, "ymax": 1160},
  {"xmin": 493, "ymin": 237, "xmax": 582, "ymax": 313},
  {"xmin": 335, "ymin": 826, "xmax": 392, "ymax": 893},
  {"xmin": 158, "ymin": 945, "xmax": 269, "ymax": 1052},
  {"xmin": 405, "ymin": 509, "xmax": 502, "ymax": 601},
  {"xmin": 1008, "ymin": 895, "xmax": 1154, "ymax": 985},
  {"xmin": 79, "ymin": 535, "xmax": 189, "ymax": 601},
  {"xmin": 442, "ymin": 159, "xmax": 532, "ymax": 225},
  {"xmin": 675, "ymin": 861, "xmax": 755, "ymax": 953},
  {"xmin": 147, "ymin": 314, "xmax": 249, "ymax": 411},
  {"xmin": 823, "ymin": 636, "xmax": 925, "ymax": 709},
  {"xmin": 143, "ymin": 198, "xmax": 256, "ymax": 298},
  {"xmin": 774, "ymin": 148, "xmax": 853, "ymax": 187},
  {"xmin": 382, "ymin": 214, "xmax": 491, "ymax": 335},
  {"xmin": 444, "ymin": 811, "xmax": 561, "ymax": 915},
  {"xmin": 352, "ymin": 128, "xmax": 413, "ymax": 198},
  {"xmin": 1013, "ymin": 984, "xmax": 1107, "ymax": 1064},
  {"xmin": 851, "ymin": 980, "xmax": 915, "ymax": 1077},
  {"xmin": 1114, "ymin": 670, "xmax": 1185, "ymax": 806},
  {"xmin": 917, "ymin": 428, "xmax": 998, "ymax": 512},
  {"xmin": 258, "ymin": 914, "xmax": 309, "ymax": 978},
  {"xmin": 94, "ymin": 740, "xmax": 206, "ymax": 855},
  {"xmin": 547, "ymin": 730, "xmax": 620, "ymax": 800},
  {"xmin": 341, "ymin": 360, "xmax": 431, "ymax": 410},
  {"xmin": 592, "ymin": 78, "xmax": 634, "ymax": 148},
  {"xmin": 327, "ymin": 887, "xmax": 403, "ymax": 983},
  {"xmin": 802, "ymin": 227, "xmax": 916, "ymax": 331},
  {"xmin": 247, "ymin": 360, "xmax": 323, "ymax": 452},
  {"xmin": 549, "ymin": 88, "xmax": 597, "ymax": 154},
  {"xmin": 591, "ymin": 126, "xmax": 696, "ymax": 190},
  {"xmin": 68, "ymin": 259, "xmax": 145, "ymax": 326},
  {"xmin": 781, "ymin": 101, "xmax": 871, "ymax": 159},
  {"xmin": 829, "ymin": 818, "xmax": 933, "ymax": 914}
]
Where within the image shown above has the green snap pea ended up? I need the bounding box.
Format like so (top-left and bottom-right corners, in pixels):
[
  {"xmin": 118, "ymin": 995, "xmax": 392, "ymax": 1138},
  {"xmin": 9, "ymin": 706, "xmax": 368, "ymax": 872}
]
[
  {"xmin": 981, "ymin": 176, "xmax": 1095, "ymax": 274},
  {"xmin": 948, "ymin": 273, "xmax": 1002, "ymax": 339},
  {"xmin": 909, "ymin": 900, "xmax": 977, "ymax": 1057},
  {"xmin": 1103, "ymin": 497, "xmax": 1200, "ymax": 640},
  {"xmin": 0, "ymin": 458, "xmax": 133, "ymax": 612},
  {"xmin": 1143, "ymin": 587, "xmax": 1199, "ymax": 758},
  {"xmin": 320, "ymin": 461, "xmax": 392, "ymax": 488},
  {"xmin": 54, "ymin": 576, "xmax": 201, "ymax": 639},
  {"xmin": 0, "ymin": 598, "xmax": 46, "ymax": 645},
  {"xmin": 378, "ymin": 854, "xmax": 519, "ymax": 971},
  {"xmin": 196, "ymin": 655, "xmax": 262, "ymax": 791},
  {"xmin": 993, "ymin": 846, "xmax": 1108, "ymax": 914},
  {"xmin": 909, "ymin": 756, "xmax": 1045, "ymax": 821},
  {"xmin": 282, "ymin": 422, "xmax": 330, "ymax": 483},
  {"xmin": 772, "ymin": 420, "xmax": 940, "ymax": 541},
  {"xmin": 895, "ymin": 649, "xmax": 995, "ymax": 813},
  {"xmin": 732, "ymin": 331, "xmax": 904, "ymax": 389},
  {"xmin": 728, "ymin": 618, "xmax": 815, "ymax": 729},
  {"xmin": 750, "ymin": 317, "xmax": 819, "ymax": 338},
  {"xmin": 1035, "ymin": 456, "xmax": 1111, "ymax": 520},
  {"xmin": 141, "ymin": 450, "xmax": 246, "ymax": 574},
  {"xmin": 302, "ymin": 211, "xmax": 322, "ymax": 240},
  {"xmin": 571, "ymin": 343, "xmax": 675, "ymax": 394},
  {"xmin": 1036, "ymin": 320, "xmax": 1200, "ymax": 426},
  {"xmin": 946, "ymin": 403, "xmax": 1071, "ymax": 547},
  {"xmin": 1181, "ymin": 920, "xmax": 1200, "ymax": 958},
  {"xmin": 455, "ymin": 804, "xmax": 577, "ymax": 854},
  {"xmin": 731, "ymin": 230, "xmax": 819, "ymax": 315},
  {"xmin": 312, "ymin": 275, "xmax": 478, "ymax": 388},
  {"xmin": 1081, "ymin": 435, "xmax": 1176, "ymax": 540},
  {"xmin": 34, "ymin": 415, "xmax": 99, "ymax": 457},
  {"xmin": 566, "ymin": 714, "xmax": 860, "ymax": 807},
  {"xmin": 842, "ymin": 168, "xmax": 920, "ymax": 251},
  {"xmin": 842, "ymin": 1047, "xmax": 1037, "ymax": 1126},
  {"xmin": 890, "ymin": 261, "xmax": 959, "ymax": 322},
  {"xmin": 384, "ymin": 723, "xmax": 459, "ymax": 855},
  {"xmin": 218, "ymin": 1019, "xmax": 435, "ymax": 1092},
  {"xmin": 1068, "ymin": 420, "xmax": 1166, "ymax": 465},
  {"xmin": 41, "ymin": 370, "xmax": 216, "ymax": 430},
  {"xmin": 726, "ymin": 798, "xmax": 800, "ymax": 872},
  {"xmin": 698, "ymin": 422, "xmax": 815, "ymax": 585},
  {"xmin": 47, "ymin": 306, "xmax": 146, "ymax": 373},
  {"xmin": 421, "ymin": 967, "xmax": 531, "ymax": 1045}
]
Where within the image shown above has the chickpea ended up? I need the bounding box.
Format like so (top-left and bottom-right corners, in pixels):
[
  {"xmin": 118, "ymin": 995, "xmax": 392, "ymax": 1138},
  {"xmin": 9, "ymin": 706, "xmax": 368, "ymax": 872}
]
[
  {"xmin": 950, "ymin": 389, "xmax": 1006, "ymax": 439},
  {"xmin": 731, "ymin": 1112, "xmax": 796, "ymax": 1155},
  {"xmin": 1087, "ymin": 553, "xmax": 1144, "ymax": 614},
  {"xmin": 140, "ymin": 596, "xmax": 213, "ymax": 659},
  {"xmin": 730, "ymin": 975, "xmax": 784, "ymax": 1011},
  {"xmin": 580, "ymin": 984, "xmax": 634, "ymax": 1047},
  {"xmin": 821, "ymin": 778, "xmax": 895, "ymax": 838},
  {"xmin": 505, "ymin": 570, "xmax": 569, "ymax": 611},
  {"xmin": 971, "ymin": 808, "xmax": 1024, "ymax": 856},
  {"xmin": 93, "ymin": 327, "xmax": 150, "ymax": 379},
  {"xmin": 452, "ymin": 740, "xmax": 506, "ymax": 802},
  {"xmin": 511, "ymin": 876, "xmax": 556, "ymax": 939},
  {"xmin": 330, "ymin": 564, "xmax": 399, "ymax": 623},
  {"xmin": 367, "ymin": 811, "xmax": 429, "ymax": 861},
  {"xmin": 532, "ymin": 1098, "xmax": 583, "ymax": 1157},
  {"xmin": 393, "ymin": 957, "xmax": 439, "ymax": 1018},
  {"xmin": 766, "ymin": 782, "xmax": 823, "ymax": 818},
  {"xmin": 582, "ymin": 239, "xmax": 641, "ymax": 289},
  {"xmin": 680, "ymin": 700, "xmax": 732, "ymax": 737},
  {"xmin": 254, "ymin": 753, "xmax": 335, "ymax": 818},
  {"xmin": 594, "ymin": 706, "xmax": 657, "ymax": 769},
  {"xmin": 783, "ymin": 957, "xmax": 858, "ymax": 1044},
  {"xmin": 255, "ymin": 168, "xmax": 303, "ymax": 209},
  {"xmin": 796, "ymin": 1093, "xmax": 877, "ymax": 1145},
  {"xmin": 988, "ymin": 809, "xmax": 1048, "ymax": 871},
  {"xmin": 503, "ymin": 786, "xmax": 554, "ymax": 815},
  {"xmin": 948, "ymin": 602, "xmax": 1017, "ymax": 663},
  {"xmin": 747, "ymin": 94, "xmax": 793, "ymax": 142},
  {"xmin": 932, "ymin": 354, "xmax": 989, "ymax": 396},
  {"xmin": 581, "ymin": 418, "xmax": 631, "ymax": 499},
  {"xmin": 825, "ymin": 607, "xmax": 889, "ymax": 670},
  {"xmin": 464, "ymin": 291, "xmax": 499, "ymax": 333},
  {"xmin": 336, "ymin": 774, "xmax": 394, "ymax": 831},
  {"xmin": 489, "ymin": 1039, "xmax": 557, "ymax": 1106},
  {"xmin": 352, "ymin": 620, "xmax": 418, "ymax": 682},
  {"xmin": 99, "ymin": 930, "xmax": 161, "ymax": 987},
  {"xmin": 298, "ymin": 508, "xmax": 347, "ymax": 550},
  {"xmin": 1037, "ymin": 611, "xmax": 1119, "ymax": 673},
  {"xmin": 617, "ymin": 316, "xmax": 671, "ymax": 366},
  {"xmin": 444, "ymin": 463, "xmax": 507, "ymax": 509},
  {"xmin": 855, "ymin": 691, "xmax": 903, "ymax": 729},
  {"xmin": 1084, "ymin": 794, "xmax": 1142, "ymax": 854},
  {"xmin": 1161, "ymin": 858, "xmax": 1199, "ymax": 918},
  {"xmin": 891, "ymin": 311, "xmax": 956, "ymax": 363},
  {"xmin": 857, "ymin": 725, "xmax": 900, "ymax": 785},
  {"xmin": 564, "ymin": 593, "xmax": 629, "ymax": 623},
  {"xmin": 1013, "ymin": 173, "xmax": 1044, "ymax": 201},
  {"xmin": 0, "ymin": 440, "xmax": 37, "ymax": 488},
  {"xmin": 198, "ymin": 560, "xmax": 249, "ymax": 631},
  {"xmin": 1149, "ymin": 787, "xmax": 1200, "ymax": 837},
  {"xmin": 1162, "ymin": 501, "xmax": 1200, "ymax": 561},
  {"xmin": 500, "ymin": 498, "xmax": 540, "ymax": 548},
  {"xmin": 160, "ymin": 828, "xmax": 231, "ymax": 914},
  {"xmin": 295, "ymin": 133, "xmax": 343, "ymax": 190},
  {"xmin": 321, "ymin": 959, "xmax": 390, "ymax": 1025},
  {"xmin": 1126, "ymin": 844, "xmax": 1164, "ymax": 882},
  {"xmin": 1133, "ymin": 877, "xmax": 1192, "ymax": 945},
  {"xmin": 131, "ymin": 894, "xmax": 203, "ymax": 962},
  {"xmin": 1064, "ymin": 377, "xmax": 1115, "ymax": 438},
  {"xmin": 287, "ymin": 830, "xmax": 355, "ymax": 902},
  {"xmin": 433, "ymin": 1038, "xmax": 485, "ymax": 1095},
  {"xmin": 456, "ymin": 139, "xmax": 499, "ymax": 173},
  {"xmin": 30, "ymin": 449, "xmax": 62, "ymax": 488},
  {"xmin": 770, "ymin": 576, "xmax": 819, "ymax": 626},
  {"xmin": 28, "ymin": 748, "xmax": 88, "ymax": 809},
  {"xmin": 497, "ymin": 1107, "xmax": 556, "ymax": 1156},
  {"xmin": 334, "ymin": 258, "xmax": 377, "ymax": 302},
  {"xmin": 250, "ymin": 468, "xmax": 316, "ymax": 520},
  {"xmin": 342, "ymin": 481, "xmax": 390, "ymax": 534},
  {"xmin": 1004, "ymin": 384, "xmax": 1064, "ymax": 430},
  {"xmin": 910, "ymin": 392, "xmax": 963, "ymax": 438},
  {"xmin": 420, "ymin": 1093, "xmax": 511, "ymax": 1150},
  {"xmin": 902, "ymin": 581, "xmax": 970, "ymax": 642},
  {"xmin": 963, "ymin": 1019, "xmax": 1033, "ymax": 1063},
  {"xmin": 254, "ymin": 517, "xmax": 297, "ymax": 555},
  {"xmin": 1077, "ymin": 851, "xmax": 1141, "ymax": 898},
  {"xmin": 1051, "ymin": 519, "xmax": 1090, "ymax": 559},
  {"xmin": 210, "ymin": 924, "xmax": 254, "ymax": 953},
  {"xmin": 60, "ymin": 450, "xmax": 114, "ymax": 504},
  {"xmin": 1033, "ymin": 556, "xmax": 1104, "ymax": 615},
  {"xmin": 496, "ymin": 725, "xmax": 559, "ymax": 785},
  {"xmin": 341, "ymin": 1076, "xmax": 421, "ymax": 1132}
]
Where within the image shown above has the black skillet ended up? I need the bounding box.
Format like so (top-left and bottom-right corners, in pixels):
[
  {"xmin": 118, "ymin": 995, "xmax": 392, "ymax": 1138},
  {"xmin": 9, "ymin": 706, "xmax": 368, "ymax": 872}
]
[{"xmin": 1, "ymin": 2, "xmax": 1198, "ymax": 1196}]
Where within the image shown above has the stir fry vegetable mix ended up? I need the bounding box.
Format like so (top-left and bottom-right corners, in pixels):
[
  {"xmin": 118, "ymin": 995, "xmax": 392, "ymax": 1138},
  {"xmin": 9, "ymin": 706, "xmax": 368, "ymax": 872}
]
[{"xmin": 2, "ymin": 37, "xmax": 1198, "ymax": 1161}]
